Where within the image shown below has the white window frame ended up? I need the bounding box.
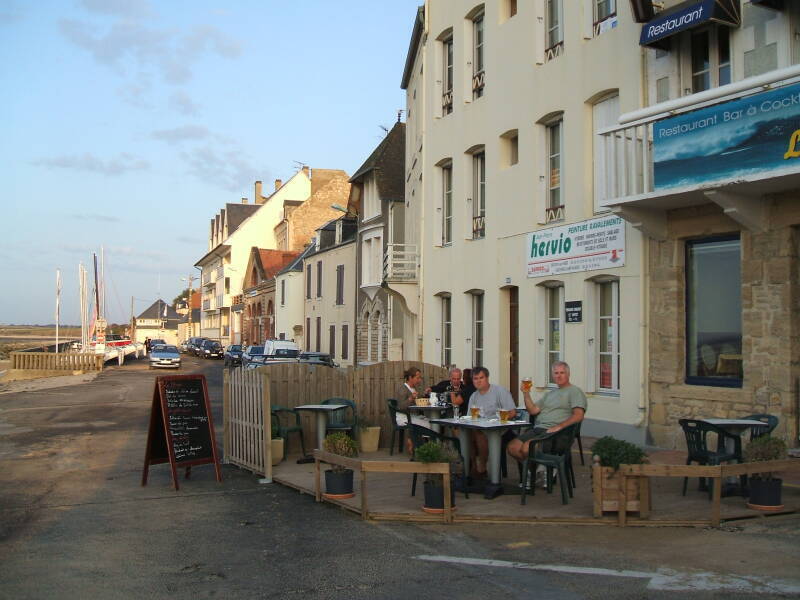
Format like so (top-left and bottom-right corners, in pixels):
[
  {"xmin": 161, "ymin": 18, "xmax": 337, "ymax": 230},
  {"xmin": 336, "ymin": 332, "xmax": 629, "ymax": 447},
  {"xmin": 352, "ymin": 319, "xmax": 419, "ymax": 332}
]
[
  {"xmin": 545, "ymin": 0, "xmax": 563, "ymax": 60},
  {"xmin": 443, "ymin": 36, "xmax": 454, "ymax": 115},
  {"xmin": 597, "ymin": 280, "xmax": 620, "ymax": 392},
  {"xmin": 442, "ymin": 164, "xmax": 453, "ymax": 245},
  {"xmin": 546, "ymin": 286, "xmax": 564, "ymax": 385},
  {"xmin": 362, "ymin": 176, "xmax": 381, "ymax": 220},
  {"xmin": 472, "ymin": 151, "xmax": 486, "ymax": 239},
  {"xmin": 682, "ymin": 25, "xmax": 732, "ymax": 95},
  {"xmin": 592, "ymin": 94, "xmax": 620, "ymax": 212},
  {"xmin": 472, "ymin": 292, "xmax": 484, "ymax": 367},
  {"xmin": 546, "ymin": 119, "xmax": 563, "ymax": 211},
  {"xmin": 442, "ymin": 295, "xmax": 452, "ymax": 367},
  {"xmin": 360, "ymin": 230, "xmax": 383, "ymax": 287}
]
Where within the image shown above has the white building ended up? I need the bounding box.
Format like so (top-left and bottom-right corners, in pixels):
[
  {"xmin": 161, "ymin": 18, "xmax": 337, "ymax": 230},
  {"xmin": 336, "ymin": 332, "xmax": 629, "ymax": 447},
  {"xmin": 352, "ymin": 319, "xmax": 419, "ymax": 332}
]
[{"xmin": 403, "ymin": 0, "xmax": 649, "ymax": 442}]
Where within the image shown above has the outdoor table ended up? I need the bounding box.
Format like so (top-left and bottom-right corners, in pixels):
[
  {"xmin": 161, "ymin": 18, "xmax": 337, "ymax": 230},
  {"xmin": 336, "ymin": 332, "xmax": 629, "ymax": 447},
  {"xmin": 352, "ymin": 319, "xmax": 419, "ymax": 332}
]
[
  {"xmin": 431, "ymin": 416, "xmax": 534, "ymax": 499},
  {"xmin": 700, "ymin": 418, "xmax": 769, "ymax": 495},
  {"xmin": 295, "ymin": 404, "xmax": 348, "ymax": 451},
  {"xmin": 407, "ymin": 404, "xmax": 451, "ymax": 432}
]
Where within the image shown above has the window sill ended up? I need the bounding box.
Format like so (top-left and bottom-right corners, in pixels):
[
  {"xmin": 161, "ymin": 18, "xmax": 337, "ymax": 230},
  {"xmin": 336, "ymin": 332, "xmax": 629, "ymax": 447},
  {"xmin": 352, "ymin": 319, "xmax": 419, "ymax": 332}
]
[
  {"xmin": 684, "ymin": 377, "xmax": 743, "ymax": 389},
  {"xmin": 589, "ymin": 390, "xmax": 620, "ymax": 399}
]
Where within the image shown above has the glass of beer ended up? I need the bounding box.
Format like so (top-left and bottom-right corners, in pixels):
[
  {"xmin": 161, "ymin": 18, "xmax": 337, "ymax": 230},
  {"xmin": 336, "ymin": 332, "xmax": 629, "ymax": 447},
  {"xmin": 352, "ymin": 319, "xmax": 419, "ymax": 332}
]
[
  {"xmin": 470, "ymin": 406, "xmax": 481, "ymax": 419},
  {"xmin": 499, "ymin": 409, "xmax": 510, "ymax": 423},
  {"xmin": 522, "ymin": 377, "xmax": 533, "ymax": 393}
]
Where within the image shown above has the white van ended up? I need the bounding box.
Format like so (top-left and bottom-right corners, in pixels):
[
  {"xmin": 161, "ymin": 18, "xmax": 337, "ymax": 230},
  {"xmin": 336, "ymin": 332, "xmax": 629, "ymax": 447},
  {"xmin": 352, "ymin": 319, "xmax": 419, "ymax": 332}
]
[{"xmin": 263, "ymin": 339, "xmax": 300, "ymax": 360}]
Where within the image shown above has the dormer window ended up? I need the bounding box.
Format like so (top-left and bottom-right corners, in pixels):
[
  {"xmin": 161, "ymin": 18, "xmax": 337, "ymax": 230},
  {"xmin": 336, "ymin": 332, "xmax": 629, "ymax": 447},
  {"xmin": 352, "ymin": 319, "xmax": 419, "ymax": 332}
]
[{"xmin": 363, "ymin": 176, "xmax": 381, "ymax": 220}]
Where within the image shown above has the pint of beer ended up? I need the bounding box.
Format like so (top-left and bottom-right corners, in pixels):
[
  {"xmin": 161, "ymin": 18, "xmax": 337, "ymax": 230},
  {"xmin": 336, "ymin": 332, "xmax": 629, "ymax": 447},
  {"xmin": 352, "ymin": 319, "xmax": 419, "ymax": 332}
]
[{"xmin": 521, "ymin": 377, "xmax": 533, "ymax": 392}]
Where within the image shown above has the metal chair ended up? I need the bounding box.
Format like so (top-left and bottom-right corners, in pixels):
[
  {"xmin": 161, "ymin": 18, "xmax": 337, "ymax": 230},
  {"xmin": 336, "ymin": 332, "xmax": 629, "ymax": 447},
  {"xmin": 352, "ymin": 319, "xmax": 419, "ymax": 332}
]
[
  {"xmin": 742, "ymin": 414, "xmax": 779, "ymax": 440},
  {"xmin": 520, "ymin": 423, "xmax": 579, "ymax": 506},
  {"xmin": 322, "ymin": 397, "xmax": 356, "ymax": 437},
  {"xmin": 407, "ymin": 420, "xmax": 468, "ymax": 499},
  {"xmin": 386, "ymin": 398, "xmax": 408, "ymax": 455},
  {"xmin": 271, "ymin": 406, "xmax": 306, "ymax": 461},
  {"xmin": 678, "ymin": 419, "xmax": 741, "ymax": 499}
]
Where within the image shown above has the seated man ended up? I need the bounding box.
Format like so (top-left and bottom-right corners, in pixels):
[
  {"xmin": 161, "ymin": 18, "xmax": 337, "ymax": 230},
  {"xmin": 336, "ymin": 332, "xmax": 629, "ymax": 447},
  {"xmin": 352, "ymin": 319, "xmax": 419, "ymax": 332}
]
[
  {"xmin": 506, "ymin": 361, "xmax": 587, "ymax": 484},
  {"xmin": 466, "ymin": 367, "xmax": 516, "ymax": 476},
  {"xmin": 426, "ymin": 367, "xmax": 468, "ymax": 409}
]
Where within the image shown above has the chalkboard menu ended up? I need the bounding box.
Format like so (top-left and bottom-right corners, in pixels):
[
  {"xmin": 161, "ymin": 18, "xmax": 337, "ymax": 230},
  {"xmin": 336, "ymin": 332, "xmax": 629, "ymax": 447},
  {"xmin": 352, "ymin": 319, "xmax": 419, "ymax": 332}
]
[{"xmin": 142, "ymin": 374, "xmax": 222, "ymax": 490}]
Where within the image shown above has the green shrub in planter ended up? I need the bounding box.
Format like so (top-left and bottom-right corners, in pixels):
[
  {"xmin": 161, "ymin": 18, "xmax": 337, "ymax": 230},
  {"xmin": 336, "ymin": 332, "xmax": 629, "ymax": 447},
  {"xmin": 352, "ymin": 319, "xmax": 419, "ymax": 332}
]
[
  {"xmin": 323, "ymin": 432, "xmax": 358, "ymax": 474},
  {"xmin": 414, "ymin": 441, "xmax": 461, "ymax": 485},
  {"xmin": 743, "ymin": 435, "xmax": 788, "ymax": 481},
  {"xmin": 591, "ymin": 436, "xmax": 648, "ymax": 471}
]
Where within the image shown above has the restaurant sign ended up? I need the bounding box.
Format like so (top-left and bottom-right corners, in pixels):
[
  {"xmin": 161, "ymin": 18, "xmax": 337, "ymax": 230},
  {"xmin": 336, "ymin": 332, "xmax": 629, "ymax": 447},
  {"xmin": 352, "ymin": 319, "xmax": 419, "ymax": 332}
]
[
  {"xmin": 526, "ymin": 215, "xmax": 625, "ymax": 278},
  {"xmin": 654, "ymin": 81, "xmax": 800, "ymax": 190}
]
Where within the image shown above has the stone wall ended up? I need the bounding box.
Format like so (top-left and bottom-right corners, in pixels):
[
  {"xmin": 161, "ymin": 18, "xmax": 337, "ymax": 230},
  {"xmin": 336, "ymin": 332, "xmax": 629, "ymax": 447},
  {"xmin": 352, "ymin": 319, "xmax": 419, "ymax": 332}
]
[
  {"xmin": 647, "ymin": 199, "xmax": 799, "ymax": 449},
  {"xmin": 288, "ymin": 171, "xmax": 350, "ymax": 251}
]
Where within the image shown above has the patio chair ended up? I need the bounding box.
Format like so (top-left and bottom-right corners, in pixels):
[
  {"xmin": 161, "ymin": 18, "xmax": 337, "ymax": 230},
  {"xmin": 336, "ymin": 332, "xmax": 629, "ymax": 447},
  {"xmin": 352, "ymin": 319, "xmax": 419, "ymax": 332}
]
[
  {"xmin": 386, "ymin": 398, "xmax": 408, "ymax": 455},
  {"xmin": 574, "ymin": 421, "xmax": 585, "ymax": 466},
  {"xmin": 520, "ymin": 423, "xmax": 579, "ymax": 506},
  {"xmin": 322, "ymin": 397, "xmax": 356, "ymax": 437},
  {"xmin": 271, "ymin": 405, "xmax": 306, "ymax": 461},
  {"xmin": 678, "ymin": 419, "xmax": 741, "ymax": 500},
  {"xmin": 742, "ymin": 414, "xmax": 779, "ymax": 440},
  {"xmin": 407, "ymin": 420, "xmax": 468, "ymax": 500}
]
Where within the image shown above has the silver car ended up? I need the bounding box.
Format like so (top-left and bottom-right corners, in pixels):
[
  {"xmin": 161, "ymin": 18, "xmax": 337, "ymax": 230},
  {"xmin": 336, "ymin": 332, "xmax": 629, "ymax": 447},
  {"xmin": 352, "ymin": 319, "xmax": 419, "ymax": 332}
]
[{"xmin": 149, "ymin": 344, "xmax": 182, "ymax": 369}]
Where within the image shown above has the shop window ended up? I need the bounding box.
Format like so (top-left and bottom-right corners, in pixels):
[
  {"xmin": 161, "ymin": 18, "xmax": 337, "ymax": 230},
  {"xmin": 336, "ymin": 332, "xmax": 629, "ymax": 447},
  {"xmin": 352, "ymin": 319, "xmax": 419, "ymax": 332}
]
[
  {"xmin": 686, "ymin": 236, "xmax": 742, "ymax": 387},
  {"xmin": 472, "ymin": 292, "xmax": 485, "ymax": 367},
  {"xmin": 442, "ymin": 295, "xmax": 452, "ymax": 367},
  {"xmin": 598, "ymin": 280, "xmax": 620, "ymax": 392},
  {"xmin": 547, "ymin": 286, "xmax": 564, "ymax": 384}
]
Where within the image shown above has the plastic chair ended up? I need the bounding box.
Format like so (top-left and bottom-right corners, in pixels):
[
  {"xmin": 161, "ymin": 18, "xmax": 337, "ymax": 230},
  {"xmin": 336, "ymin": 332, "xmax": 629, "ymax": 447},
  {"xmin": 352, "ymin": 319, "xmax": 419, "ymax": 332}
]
[
  {"xmin": 742, "ymin": 414, "xmax": 779, "ymax": 440},
  {"xmin": 322, "ymin": 397, "xmax": 356, "ymax": 437},
  {"xmin": 271, "ymin": 406, "xmax": 306, "ymax": 461},
  {"xmin": 520, "ymin": 423, "xmax": 579, "ymax": 506},
  {"xmin": 678, "ymin": 419, "xmax": 741, "ymax": 499},
  {"xmin": 574, "ymin": 421, "xmax": 585, "ymax": 466},
  {"xmin": 386, "ymin": 398, "xmax": 408, "ymax": 456},
  {"xmin": 407, "ymin": 420, "xmax": 468, "ymax": 500}
]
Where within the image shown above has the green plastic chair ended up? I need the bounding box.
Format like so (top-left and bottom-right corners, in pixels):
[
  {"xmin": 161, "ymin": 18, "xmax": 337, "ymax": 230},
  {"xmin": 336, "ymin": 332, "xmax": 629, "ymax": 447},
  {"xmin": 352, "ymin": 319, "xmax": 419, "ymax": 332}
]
[
  {"xmin": 271, "ymin": 406, "xmax": 306, "ymax": 461},
  {"xmin": 322, "ymin": 397, "xmax": 356, "ymax": 437}
]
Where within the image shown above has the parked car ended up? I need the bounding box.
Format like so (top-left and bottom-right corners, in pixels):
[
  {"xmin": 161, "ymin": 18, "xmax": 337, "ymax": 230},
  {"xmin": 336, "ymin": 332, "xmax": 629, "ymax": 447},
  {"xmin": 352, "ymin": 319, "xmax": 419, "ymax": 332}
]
[
  {"xmin": 241, "ymin": 345, "xmax": 265, "ymax": 367},
  {"xmin": 263, "ymin": 339, "xmax": 300, "ymax": 357},
  {"xmin": 190, "ymin": 337, "xmax": 209, "ymax": 356},
  {"xmin": 149, "ymin": 345, "xmax": 181, "ymax": 369},
  {"xmin": 299, "ymin": 352, "xmax": 338, "ymax": 368},
  {"xmin": 223, "ymin": 344, "xmax": 243, "ymax": 367},
  {"xmin": 244, "ymin": 354, "xmax": 298, "ymax": 370},
  {"xmin": 198, "ymin": 339, "xmax": 223, "ymax": 359}
]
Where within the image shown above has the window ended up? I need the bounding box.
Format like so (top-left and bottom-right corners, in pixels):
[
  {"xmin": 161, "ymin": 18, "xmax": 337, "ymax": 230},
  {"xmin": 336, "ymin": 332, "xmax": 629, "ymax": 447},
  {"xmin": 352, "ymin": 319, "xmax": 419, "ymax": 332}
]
[
  {"xmin": 315, "ymin": 317, "xmax": 321, "ymax": 352},
  {"xmin": 442, "ymin": 164, "xmax": 453, "ymax": 245},
  {"xmin": 592, "ymin": 95, "xmax": 620, "ymax": 211},
  {"xmin": 546, "ymin": 0, "xmax": 563, "ymax": 60},
  {"xmin": 335, "ymin": 265, "xmax": 345, "ymax": 305},
  {"xmin": 363, "ymin": 176, "xmax": 380, "ymax": 220},
  {"xmin": 595, "ymin": 0, "xmax": 616, "ymax": 23},
  {"xmin": 473, "ymin": 13, "xmax": 485, "ymax": 98},
  {"xmin": 472, "ymin": 151, "xmax": 486, "ymax": 239},
  {"xmin": 547, "ymin": 120, "xmax": 563, "ymax": 211},
  {"xmin": 686, "ymin": 236, "xmax": 742, "ymax": 386},
  {"xmin": 442, "ymin": 296, "xmax": 452, "ymax": 367},
  {"xmin": 329, "ymin": 325, "xmax": 336, "ymax": 358},
  {"xmin": 305, "ymin": 264, "xmax": 312, "ymax": 299},
  {"xmin": 361, "ymin": 233, "xmax": 383, "ymax": 286},
  {"xmin": 689, "ymin": 27, "xmax": 730, "ymax": 94},
  {"xmin": 316, "ymin": 261, "xmax": 322, "ymax": 298},
  {"xmin": 508, "ymin": 0, "xmax": 517, "ymax": 18},
  {"xmin": 280, "ymin": 279, "xmax": 285, "ymax": 306},
  {"xmin": 306, "ymin": 317, "xmax": 310, "ymax": 350},
  {"xmin": 341, "ymin": 324, "xmax": 349, "ymax": 359},
  {"xmin": 501, "ymin": 130, "xmax": 519, "ymax": 167},
  {"xmin": 472, "ymin": 292, "xmax": 484, "ymax": 367},
  {"xmin": 547, "ymin": 286, "xmax": 563, "ymax": 383},
  {"xmin": 443, "ymin": 37, "xmax": 454, "ymax": 115},
  {"xmin": 598, "ymin": 281, "xmax": 620, "ymax": 391}
]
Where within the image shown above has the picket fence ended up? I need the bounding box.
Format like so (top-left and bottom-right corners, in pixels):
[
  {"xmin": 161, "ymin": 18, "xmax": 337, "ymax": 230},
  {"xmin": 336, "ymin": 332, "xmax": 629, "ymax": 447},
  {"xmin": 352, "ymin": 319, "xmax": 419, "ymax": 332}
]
[
  {"xmin": 223, "ymin": 361, "xmax": 448, "ymax": 477},
  {"xmin": 10, "ymin": 351, "xmax": 104, "ymax": 371}
]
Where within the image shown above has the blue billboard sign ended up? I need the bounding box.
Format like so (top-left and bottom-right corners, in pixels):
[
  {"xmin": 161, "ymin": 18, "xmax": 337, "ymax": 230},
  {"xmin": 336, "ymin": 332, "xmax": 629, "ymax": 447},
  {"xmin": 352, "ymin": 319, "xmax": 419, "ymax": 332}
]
[
  {"xmin": 653, "ymin": 82, "xmax": 800, "ymax": 190},
  {"xmin": 640, "ymin": 0, "xmax": 715, "ymax": 47}
]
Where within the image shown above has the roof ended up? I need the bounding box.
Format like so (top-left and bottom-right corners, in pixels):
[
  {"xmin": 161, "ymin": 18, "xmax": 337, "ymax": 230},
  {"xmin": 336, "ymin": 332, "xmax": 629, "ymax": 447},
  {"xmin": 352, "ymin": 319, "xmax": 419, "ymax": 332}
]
[
  {"xmin": 257, "ymin": 249, "xmax": 300, "ymax": 279},
  {"xmin": 226, "ymin": 203, "xmax": 260, "ymax": 233},
  {"xmin": 349, "ymin": 121, "xmax": 405, "ymax": 202},
  {"xmin": 401, "ymin": 6, "xmax": 425, "ymax": 90},
  {"xmin": 137, "ymin": 299, "xmax": 181, "ymax": 320},
  {"xmin": 178, "ymin": 308, "xmax": 201, "ymax": 324},
  {"xmin": 277, "ymin": 240, "xmax": 318, "ymax": 275}
]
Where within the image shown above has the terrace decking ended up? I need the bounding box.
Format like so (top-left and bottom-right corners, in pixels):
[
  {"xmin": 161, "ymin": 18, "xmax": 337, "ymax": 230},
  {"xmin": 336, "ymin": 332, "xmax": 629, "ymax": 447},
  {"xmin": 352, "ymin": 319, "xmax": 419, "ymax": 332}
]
[{"xmin": 270, "ymin": 447, "xmax": 800, "ymax": 527}]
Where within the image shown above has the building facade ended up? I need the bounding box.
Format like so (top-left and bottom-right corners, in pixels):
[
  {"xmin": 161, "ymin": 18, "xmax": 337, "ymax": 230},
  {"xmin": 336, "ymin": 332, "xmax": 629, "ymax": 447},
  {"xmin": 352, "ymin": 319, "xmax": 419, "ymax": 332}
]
[
  {"xmin": 601, "ymin": 0, "xmax": 800, "ymax": 447},
  {"xmin": 404, "ymin": 0, "xmax": 649, "ymax": 442},
  {"xmin": 241, "ymin": 248, "xmax": 299, "ymax": 346}
]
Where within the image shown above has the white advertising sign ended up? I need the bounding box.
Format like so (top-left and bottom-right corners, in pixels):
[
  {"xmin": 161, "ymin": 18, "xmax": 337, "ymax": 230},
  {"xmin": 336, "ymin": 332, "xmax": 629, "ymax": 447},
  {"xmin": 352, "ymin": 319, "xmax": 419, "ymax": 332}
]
[{"xmin": 526, "ymin": 215, "xmax": 625, "ymax": 277}]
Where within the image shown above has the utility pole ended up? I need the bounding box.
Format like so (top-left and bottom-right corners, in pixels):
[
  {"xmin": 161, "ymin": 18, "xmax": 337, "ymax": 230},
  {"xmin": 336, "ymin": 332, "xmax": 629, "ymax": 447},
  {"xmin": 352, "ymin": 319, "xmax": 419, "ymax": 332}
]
[{"xmin": 183, "ymin": 274, "xmax": 196, "ymax": 341}]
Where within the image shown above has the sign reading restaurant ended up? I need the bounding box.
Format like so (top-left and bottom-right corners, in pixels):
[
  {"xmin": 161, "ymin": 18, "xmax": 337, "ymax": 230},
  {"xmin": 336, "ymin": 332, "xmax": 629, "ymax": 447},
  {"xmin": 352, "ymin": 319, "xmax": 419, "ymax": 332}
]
[{"xmin": 526, "ymin": 215, "xmax": 625, "ymax": 277}]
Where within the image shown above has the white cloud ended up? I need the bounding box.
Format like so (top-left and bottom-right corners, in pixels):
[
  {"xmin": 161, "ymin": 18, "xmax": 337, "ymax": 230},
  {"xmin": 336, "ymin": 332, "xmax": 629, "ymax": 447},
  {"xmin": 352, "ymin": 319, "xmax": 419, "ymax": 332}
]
[
  {"xmin": 33, "ymin": 152, "xmax": 149, "ymax": 176},
  {"xmin": 80, "ymin": 0, "xmax": 152, "ymax": 19},
  {"xmin": 151, "ymin": 125, "xmax": 210, "ymax": 144},
  {"xmin": 170, "ymin": 90, "xmax": 200, "ymax": 115},
  {"xmin": 181, "ymin": 145, "xmax": 263, "ymax": 192}
]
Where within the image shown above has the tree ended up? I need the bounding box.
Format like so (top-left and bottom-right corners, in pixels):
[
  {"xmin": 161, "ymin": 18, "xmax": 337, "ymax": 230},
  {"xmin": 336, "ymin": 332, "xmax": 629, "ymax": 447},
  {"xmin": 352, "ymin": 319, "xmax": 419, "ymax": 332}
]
[{"xmin": 173, "ymin": 288, "xmax": 190, "ymax": 308}]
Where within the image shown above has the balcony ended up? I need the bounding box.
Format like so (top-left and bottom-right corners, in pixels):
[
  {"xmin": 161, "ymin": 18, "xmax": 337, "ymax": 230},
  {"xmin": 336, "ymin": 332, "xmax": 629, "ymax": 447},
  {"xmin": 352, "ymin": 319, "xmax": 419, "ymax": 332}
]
[
  {"xmin": 597, "ymin": 66, "xmax": 800, "ymax": 239},
  {"xmin": 545, "ymin": 205, "xmax": 564, "ymax": 224},
  {"xmin": 383, "ymin": 244, "xmax": 418, "ymax": 283}
]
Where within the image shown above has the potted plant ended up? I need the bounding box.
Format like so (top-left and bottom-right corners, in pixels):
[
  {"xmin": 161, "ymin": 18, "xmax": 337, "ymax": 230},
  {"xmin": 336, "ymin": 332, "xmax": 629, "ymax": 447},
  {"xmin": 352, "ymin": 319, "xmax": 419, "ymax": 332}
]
[
  {"xmin": 270, "ymin": 419, "xmax": 284, "ymax": 466},
  {"xmin": 323, "ymin": 432, "xmax": 358, "ymax": 499},
  {"xmin": 357, "ymin": 416, "xmax": 381, "ymax": 453},
  {"xmin": 414, "ymin": 441, "xmax": 460, "ymax": 514},
  {"xmin": 591, "ymin": 436, "xmax": 650, "ymax": 517},
  {"xmin": 744, "ymin": 435, "xmax": 788, "ymax": 511}
]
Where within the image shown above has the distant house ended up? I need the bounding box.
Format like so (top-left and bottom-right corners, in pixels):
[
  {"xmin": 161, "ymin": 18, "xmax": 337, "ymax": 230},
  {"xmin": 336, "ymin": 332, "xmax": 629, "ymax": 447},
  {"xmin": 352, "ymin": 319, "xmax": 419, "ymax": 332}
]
[
  {"xmin": 240, "ymin": 247, "xmax": 299, "ymax": 345},
  {"xmin": 274, "ymin": 242, "xmax": 318, "ymax": 347},
  {"xmin": 177, "ymin": 293, "xmax": 201, "ymax": 344},
  {"xmin": 135, "ymin": 300, "xmax": 181, "ymax": 346}
]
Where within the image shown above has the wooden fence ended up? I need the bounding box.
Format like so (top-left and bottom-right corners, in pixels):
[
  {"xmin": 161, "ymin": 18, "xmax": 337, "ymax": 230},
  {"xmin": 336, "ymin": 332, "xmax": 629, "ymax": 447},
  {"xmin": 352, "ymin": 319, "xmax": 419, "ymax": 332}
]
[
  {"xmin": 223, "ymin": 361, "xmax": 448, "ymax": 460},
  {"xmin": 10, "ymin": 351, "xmax": 104, "ymax": 371},
  {"xmin": 223, "ymin": 368, "xmax": 273, "ymax": 480}
]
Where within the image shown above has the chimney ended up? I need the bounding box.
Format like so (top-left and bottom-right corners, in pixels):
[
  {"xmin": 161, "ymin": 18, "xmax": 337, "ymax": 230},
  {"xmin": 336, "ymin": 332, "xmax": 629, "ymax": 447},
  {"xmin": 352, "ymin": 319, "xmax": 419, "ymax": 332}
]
[
  {"xmin": 302, "ymin": 165, "xmax": 310, "ymax": 178},
  {"xmin": 255, "ymin": 180, "xmax": 263, "ymax": 204},
  {"xmin": 274, "ymin": 179, "xmax": 282, "ymax": 191},
  {"xmin": 241, "ymin": 197, "xmax": 248, "ymax": 204}
]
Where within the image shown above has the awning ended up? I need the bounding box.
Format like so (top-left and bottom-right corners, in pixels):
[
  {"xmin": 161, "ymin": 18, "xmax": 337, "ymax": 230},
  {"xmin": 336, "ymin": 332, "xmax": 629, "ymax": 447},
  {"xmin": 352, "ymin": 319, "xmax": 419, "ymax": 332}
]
[
  {"xmin": 751, "ymin": 0, "xmax": 783, "ymax": 9},
  {"xmin": 639, "ymin": 0, "xmax": 740, "ymax": 49}
]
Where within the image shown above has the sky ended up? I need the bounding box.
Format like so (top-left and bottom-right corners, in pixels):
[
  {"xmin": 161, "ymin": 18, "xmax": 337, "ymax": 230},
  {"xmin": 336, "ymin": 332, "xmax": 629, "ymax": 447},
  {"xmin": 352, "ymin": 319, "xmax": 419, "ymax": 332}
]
[{"xmin": 0, "ymin": 0, "xmax": 421, "ymax": 325}]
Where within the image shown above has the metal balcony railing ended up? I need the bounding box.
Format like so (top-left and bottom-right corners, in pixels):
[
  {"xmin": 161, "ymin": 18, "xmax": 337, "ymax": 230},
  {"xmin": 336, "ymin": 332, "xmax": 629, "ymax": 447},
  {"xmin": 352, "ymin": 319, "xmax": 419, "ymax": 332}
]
[{"xmin": 383, "ymin": 244, "xmax": 418, "ymax": 282}]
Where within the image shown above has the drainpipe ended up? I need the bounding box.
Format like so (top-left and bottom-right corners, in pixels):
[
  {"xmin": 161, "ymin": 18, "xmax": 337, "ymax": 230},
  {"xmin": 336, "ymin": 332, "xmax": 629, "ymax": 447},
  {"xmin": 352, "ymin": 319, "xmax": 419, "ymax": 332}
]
[{"xmin": 634, "ymin": 237, "xmax": 650, "ymax": 429}]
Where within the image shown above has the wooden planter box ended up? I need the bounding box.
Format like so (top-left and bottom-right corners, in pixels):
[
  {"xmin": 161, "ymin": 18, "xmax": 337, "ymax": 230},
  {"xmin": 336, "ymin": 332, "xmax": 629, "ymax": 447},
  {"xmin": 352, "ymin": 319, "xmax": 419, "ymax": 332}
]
[{"xmin": 592, "ymin": 463, "xmax": 651, "ymax": 518}]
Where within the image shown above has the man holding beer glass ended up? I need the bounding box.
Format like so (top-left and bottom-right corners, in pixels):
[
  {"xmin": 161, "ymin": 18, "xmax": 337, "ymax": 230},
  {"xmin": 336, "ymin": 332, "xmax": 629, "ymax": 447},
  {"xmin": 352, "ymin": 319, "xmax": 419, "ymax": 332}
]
[{"xmin": 466, "ymin": 367, "xmax": 517, "ymax": 477}]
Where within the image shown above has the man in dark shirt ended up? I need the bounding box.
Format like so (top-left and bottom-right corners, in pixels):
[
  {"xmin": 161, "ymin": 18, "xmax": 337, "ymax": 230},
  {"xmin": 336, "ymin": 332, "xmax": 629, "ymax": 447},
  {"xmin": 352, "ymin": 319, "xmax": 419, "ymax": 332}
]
[{"xmin": 426, "ymin": 367, "xmax": 471, "ymax": 408}]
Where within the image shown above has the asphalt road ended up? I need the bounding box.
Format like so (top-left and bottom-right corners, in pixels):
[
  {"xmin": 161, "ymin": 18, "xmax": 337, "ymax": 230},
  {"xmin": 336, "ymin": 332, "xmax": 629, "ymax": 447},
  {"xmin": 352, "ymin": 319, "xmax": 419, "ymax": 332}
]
[{"xmin": 1, "ymin": 356, "xmax": 798, "ymax": 599}]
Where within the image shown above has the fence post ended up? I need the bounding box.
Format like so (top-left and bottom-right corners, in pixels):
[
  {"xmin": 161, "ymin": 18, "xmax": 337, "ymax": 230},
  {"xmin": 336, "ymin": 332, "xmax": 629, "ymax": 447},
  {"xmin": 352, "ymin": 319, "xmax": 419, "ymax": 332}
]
[
  {"xmin": 261, "ymin": 371, "xmax": 272, "ymax": 483},
  {"xmin": 223, "ymin": 369, "xmax": 230, "ymax": 465}
]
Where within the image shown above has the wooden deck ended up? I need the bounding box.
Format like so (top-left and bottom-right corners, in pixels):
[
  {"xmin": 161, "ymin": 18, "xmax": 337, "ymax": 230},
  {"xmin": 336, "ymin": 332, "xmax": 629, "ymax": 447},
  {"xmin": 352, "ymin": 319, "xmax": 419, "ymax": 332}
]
[{"xmin": 270, "ymin": 448, "xmax": 800, "ymax": 527}]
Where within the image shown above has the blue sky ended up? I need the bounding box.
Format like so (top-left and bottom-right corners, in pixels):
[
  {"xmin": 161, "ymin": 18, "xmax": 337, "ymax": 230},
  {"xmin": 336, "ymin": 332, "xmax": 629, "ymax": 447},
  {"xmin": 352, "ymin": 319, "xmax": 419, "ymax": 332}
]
[{"xmin": 0, "ymin": 0, "xmax": 420, "ymax": 325}]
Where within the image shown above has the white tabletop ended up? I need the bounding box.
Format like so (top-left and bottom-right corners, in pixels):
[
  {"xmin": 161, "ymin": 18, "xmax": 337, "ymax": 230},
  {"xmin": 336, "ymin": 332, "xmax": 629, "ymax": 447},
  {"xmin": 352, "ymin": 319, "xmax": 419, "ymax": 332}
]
[
  {"xmin": 430, "ymin": 416, "xmax": 533, "ymax": 430},
  {"xmin": 701, "ymin": 418, "xmax": 769, "ymax": 427},
  {"xmin": 295, "ymin": 404, "xmax": 347, "ymax": 411}
]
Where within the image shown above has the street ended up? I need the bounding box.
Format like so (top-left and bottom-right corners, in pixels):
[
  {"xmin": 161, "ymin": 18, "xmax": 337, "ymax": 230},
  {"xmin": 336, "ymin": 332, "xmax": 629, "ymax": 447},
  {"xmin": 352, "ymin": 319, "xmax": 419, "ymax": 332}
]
[{"xmin": 1, "ymin": 357, "xmax": 798, "ymax": 599}]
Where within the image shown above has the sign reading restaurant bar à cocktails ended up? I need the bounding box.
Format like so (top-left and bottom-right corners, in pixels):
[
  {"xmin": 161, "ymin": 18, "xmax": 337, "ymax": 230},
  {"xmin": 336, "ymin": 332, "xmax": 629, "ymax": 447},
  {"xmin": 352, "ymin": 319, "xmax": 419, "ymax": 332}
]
[
  {"xmin": 526, "ymin": 215, "xmax": 625, "ymax": 277},
  {"xmin": 654, "ymin": 81, "xmax": 800, "ymax": 190}
]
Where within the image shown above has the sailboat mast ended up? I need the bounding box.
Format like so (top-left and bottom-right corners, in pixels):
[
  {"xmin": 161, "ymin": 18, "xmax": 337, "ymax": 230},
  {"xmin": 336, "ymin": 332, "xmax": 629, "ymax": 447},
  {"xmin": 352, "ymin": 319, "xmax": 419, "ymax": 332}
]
[{"xmin": 93, "ymin": 253, "xmax": 100, "ymax": 319}]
